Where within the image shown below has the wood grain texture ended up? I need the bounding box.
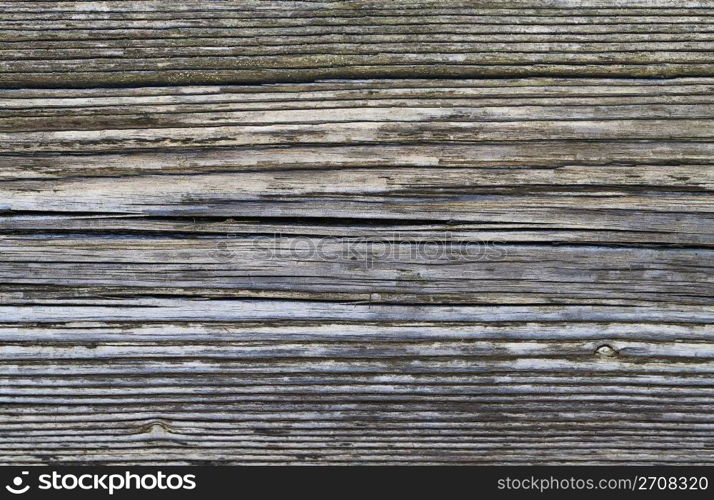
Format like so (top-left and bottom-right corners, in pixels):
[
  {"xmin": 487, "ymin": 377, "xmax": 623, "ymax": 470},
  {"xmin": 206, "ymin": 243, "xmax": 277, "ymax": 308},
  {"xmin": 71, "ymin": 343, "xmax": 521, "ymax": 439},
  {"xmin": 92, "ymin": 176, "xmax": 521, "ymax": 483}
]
[
  {"xmin": 1, "ymin": 0, "xmax": 713, "ymax": 465},
  {"xmin": 3, "ymin": 0, "xmax": 714, "ymax": 87}
]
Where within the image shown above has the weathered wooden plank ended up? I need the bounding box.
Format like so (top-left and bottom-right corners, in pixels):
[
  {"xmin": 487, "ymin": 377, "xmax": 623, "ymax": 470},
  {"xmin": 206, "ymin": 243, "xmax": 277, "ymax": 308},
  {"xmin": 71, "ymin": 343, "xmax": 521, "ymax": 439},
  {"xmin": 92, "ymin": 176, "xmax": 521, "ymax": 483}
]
[
  {"xmin": 0, "ymin": 236, "xmax": 710, "ymax": 306},
  {"xmin": 4, "ymin": 80, "xmax": 714, "ymax": 151},
  {"xmin": 2, "ymin": 79, "xmax": 712, "ymax": 252},
  {"xmin": 2, "ymin": 2, "xmax": 713, "ymax": 465},
  {"xmin": 3, "ymin": 1, "xmax": 714, "ymax": 87}
]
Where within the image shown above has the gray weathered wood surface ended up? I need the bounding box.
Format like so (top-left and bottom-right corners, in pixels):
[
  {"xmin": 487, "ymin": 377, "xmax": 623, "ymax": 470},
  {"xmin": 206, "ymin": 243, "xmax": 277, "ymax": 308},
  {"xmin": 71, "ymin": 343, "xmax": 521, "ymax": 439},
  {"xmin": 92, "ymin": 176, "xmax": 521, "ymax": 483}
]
[{"xmin": 1, "ymin": 0, "xmax": 713, "ymax": 464}]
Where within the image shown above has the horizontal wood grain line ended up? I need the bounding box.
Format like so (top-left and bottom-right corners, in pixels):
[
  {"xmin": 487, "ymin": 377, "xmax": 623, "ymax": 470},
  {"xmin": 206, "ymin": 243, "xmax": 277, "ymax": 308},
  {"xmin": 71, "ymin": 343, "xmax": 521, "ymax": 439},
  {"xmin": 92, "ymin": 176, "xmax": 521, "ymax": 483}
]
[
  {"xmin": 9, "ymin": 357, "xmax": 714, "ymax": 376},
  {"xmin": 0, "ymin": 321, "xmax": 709, "ymax": 340},
  {"xmin": 8, "ymin": 374, "xmax": 714, "ymax": 389},
  {"xmin": 1, "ymin": 218, "xmax": 709, "ymax": 247},
  {"xmin": 9, "ymin": 428, "xmax": 714, "ymax": 437},
  {"xmin": 10, "ymin": 36, "xmax": 714, "ymax": 53},
  {"xmin": 4, "ymin": 410, "xmax": 714, "ymax": 426},
  {"xmin": 5, "ymin": 1, "xmax": 714, "ymax": 10},
  {"xmin": 6, "ymin": 420, "xmax": 714, "ymax": 431},
  {"xmin": 11, "ymin": 9, "xmax": 714, "ymax": 18},
  {"xmin": 6, "ymin": 16, "xmax": 714, "ymax": 28},
  {"xmin": 0, "ymin": 455, "xmax": 708, "ymax": 466},
  {"xmin": 9, "ymin": 23, "xmax": 709, "ymax": 32},
  {"xmin": 4, "ymin": 5, "xmax": 714, "ymax": 15},
  {"xmin": 2, "ymin": 441, "xmax": 713, "ymax": 452},
  {"xmin": 0, "ymin": 339, "xmax": 709, "ymax": 359},
  {"xmin": 4, "ymin": 385, "xmax": 714, "ymax": 397},
  {"xmin": 6, "ymin": 67, "xmax": 714, "ymax": 89},
  {"xmin": 0, "ymin": 437, "xmax": 712, "ymax": 448},
  {"xmin": 7, "ymin": 15, "xmax": 714, "ymax": 27},
  {"xmin": 1, "ymin": 296, "xmax": 713, "ymax": 322}
]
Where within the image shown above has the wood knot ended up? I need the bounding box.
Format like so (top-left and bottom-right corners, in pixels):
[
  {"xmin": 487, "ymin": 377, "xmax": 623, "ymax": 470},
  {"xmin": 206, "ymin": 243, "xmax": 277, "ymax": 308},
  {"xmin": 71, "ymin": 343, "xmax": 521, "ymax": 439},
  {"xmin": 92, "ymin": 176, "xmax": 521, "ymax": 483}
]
[
  {"xmin": 595, "ymin": 344, "xmax": 617, "ymax": 357},
  {"xmin": 137, "ymin": 421, "xmax": 178, "ymax": 441}
]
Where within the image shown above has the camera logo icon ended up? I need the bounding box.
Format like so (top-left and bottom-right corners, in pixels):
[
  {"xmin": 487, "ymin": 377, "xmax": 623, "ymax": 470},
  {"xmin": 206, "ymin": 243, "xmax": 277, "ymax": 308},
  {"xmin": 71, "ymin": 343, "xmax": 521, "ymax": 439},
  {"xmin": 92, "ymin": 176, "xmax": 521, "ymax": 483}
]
[{"xmin": 6, "ymin": 471, "xmax": 30, "ymax": 494}]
